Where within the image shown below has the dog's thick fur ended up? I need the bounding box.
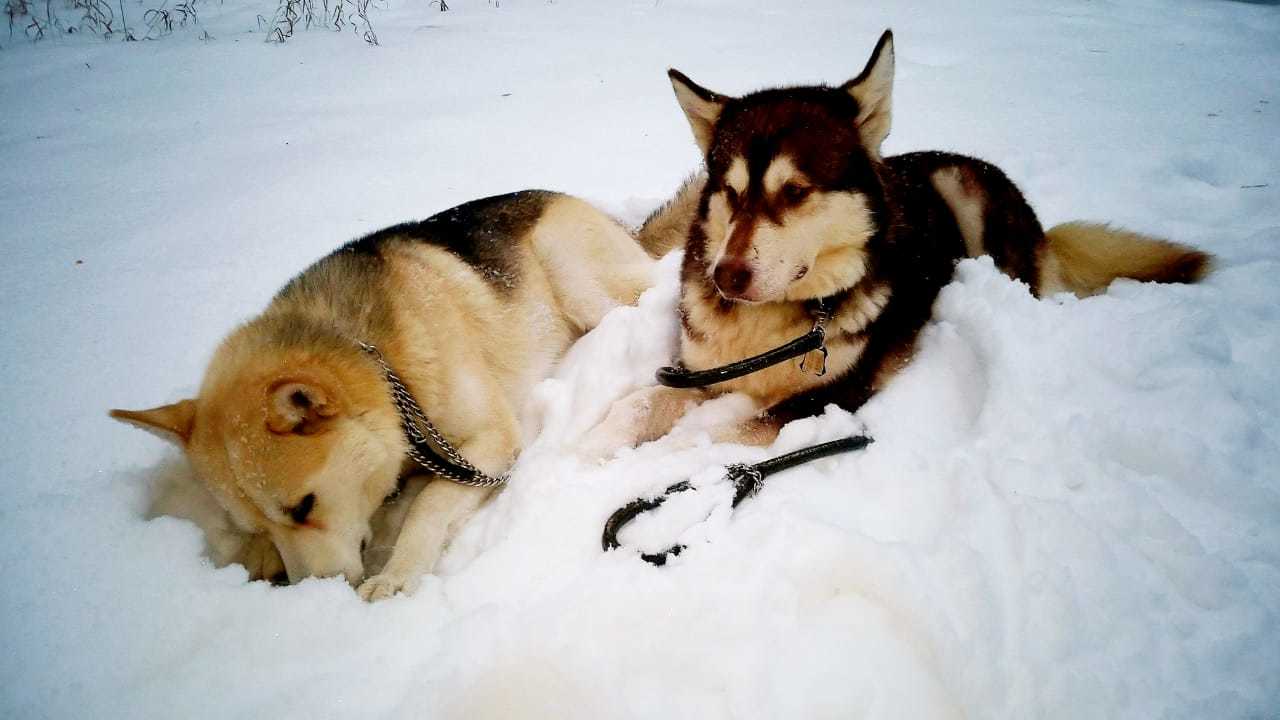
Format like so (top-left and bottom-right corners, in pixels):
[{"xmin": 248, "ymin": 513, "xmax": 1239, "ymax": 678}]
[
  {"xmin": 113, "ymin": 190, "xmax": 652, "ymax": 600},
  {"xmin": 590, "ymin": 30, "xmax": 1211, "ymax": 453}
]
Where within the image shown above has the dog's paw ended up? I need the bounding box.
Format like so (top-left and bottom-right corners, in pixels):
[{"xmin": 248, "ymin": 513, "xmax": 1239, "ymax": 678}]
[
  {"xmin": 579, "ymin": 416, "xmax": 649, "ymax": 463},
  {"xmin": 576, "ymin": 429, "xmax": 630, "ymax": 464},
  {"xmin": 235, "ymin": 533, "xmax": 286, "ymax": 583},
  {"xmin": 357, "ymin": 572, "xmax": 418, "ymax": 602}
]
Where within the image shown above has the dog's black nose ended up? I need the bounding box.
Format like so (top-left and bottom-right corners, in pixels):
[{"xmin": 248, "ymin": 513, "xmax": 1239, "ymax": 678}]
[{"xmin": 714, "ymin": 260, "xmax": 754, "ymax": 298}]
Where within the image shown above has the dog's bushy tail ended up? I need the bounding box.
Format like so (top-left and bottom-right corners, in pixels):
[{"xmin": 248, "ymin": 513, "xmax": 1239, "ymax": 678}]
[
  {"xmin": 636, "ymin": 172, "xmax": 707, "ymax": 258},
  {"xmin": 1037, "ymin": 222, "xmax": 1211, "ymax": 297}
]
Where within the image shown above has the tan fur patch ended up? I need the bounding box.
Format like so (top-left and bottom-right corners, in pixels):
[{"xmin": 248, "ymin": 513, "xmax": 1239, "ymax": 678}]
[
  {"xmin": 110, "ymin": 401, "xmax": 196, "ymax": 443},
  {"xmin": 637, "ymin": 172, "xmax": 707, "ymax": 258},
  {"xmin": 1039, "ymin": 221, "xmax": 1212, "ymax": 297},
  {"xmin": 704, "ymin": 191, "xmax": 734, "ymax": 272},
  {"xmin": 533, "ymin": 195, "xmax": 655, "ymax": 327},
  {"xmin": 762, "ymin": 156, "xmax": 805, "ymax": 197},
  {"xmin": 843, "ymin": 31, "xmax": 895, "ymax": 156},
  {"xmin": 779, "ymin": 192, "xmax": 876, "ymax": 300},
  {"xmin": 583, "ymin": 386, "xmax": 708, "ymax": 456},
  {"xmin": 931, "ymin": 167, "xmax": 986, "ymax": 259},
  {"xmin": 726, "ymin": 157, "xmax": 748, "ymax": 196},
  {"xmin": 833, "ymin": 282, "xmax": 892, "ymax": 336},
  {"xmin": 709, "ymin": 415, "xmax": 782, "ymax": 447},
  {"xmin": 670, "ymin": 71, "xmax": 726, "ymax": 155}
]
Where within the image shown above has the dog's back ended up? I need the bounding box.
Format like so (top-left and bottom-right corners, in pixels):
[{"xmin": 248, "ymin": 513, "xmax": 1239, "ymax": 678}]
[
  {"xmin": 114, "ymin": 190, "xmax": 654, "ymax": 598},
  {"xmin": 897, "ymin": 151, "xmax": 1210, "ymax": 297}
]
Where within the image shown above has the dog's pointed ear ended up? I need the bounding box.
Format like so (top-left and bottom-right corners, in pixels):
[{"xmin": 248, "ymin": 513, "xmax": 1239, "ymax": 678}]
[
  {"xmin": 266, "ymin": 379, "xmax": 339, "ymax": 436},
  {"xmin": 110, "ymin": 400, "xmax": 197, "ymax": 445},
  {"xmin": 842, "ymin": 29, "xmax": 895, "ymax": 156},
  {"xmin": 668, "ymin": 69, "xmax": 729, "ymax": 156}
]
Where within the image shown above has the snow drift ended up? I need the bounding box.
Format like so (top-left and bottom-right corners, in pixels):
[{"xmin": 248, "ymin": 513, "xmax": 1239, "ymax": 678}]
[{"xmin": 2, "ymin": 0, "xmax": 1278, "ymax": 717}]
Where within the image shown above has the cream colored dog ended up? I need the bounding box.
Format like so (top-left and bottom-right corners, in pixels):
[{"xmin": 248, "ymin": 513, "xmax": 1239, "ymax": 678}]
[{"xmin": 114, "ymin": 190, "xmax": 652, "ymax": 600}]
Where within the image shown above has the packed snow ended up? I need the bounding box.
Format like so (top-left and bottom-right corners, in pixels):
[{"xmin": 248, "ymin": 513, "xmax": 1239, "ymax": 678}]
[{"xmin": 2, "ymin": 0, "xmax": 1279, "ymax": 717}]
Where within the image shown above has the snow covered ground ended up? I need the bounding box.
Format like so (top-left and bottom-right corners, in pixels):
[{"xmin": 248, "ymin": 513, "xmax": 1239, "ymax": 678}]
[{"xmin": 3, "ymin": 0, "xmax": 1279, "ymax": 717}]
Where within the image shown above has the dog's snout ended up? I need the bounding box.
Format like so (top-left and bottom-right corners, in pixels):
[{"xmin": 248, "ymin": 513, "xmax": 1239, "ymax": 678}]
[
  {"xmin": 273, "ymin": 531, "xmax": 365, "ymax": 589},
  {"xmin": 714, "ymin": 260, "xmax": 754, "ymax": 299}
]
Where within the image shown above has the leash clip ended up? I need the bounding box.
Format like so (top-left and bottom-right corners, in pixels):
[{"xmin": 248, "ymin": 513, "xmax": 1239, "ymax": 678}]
[
  {"xmin": 799, "ymin": 310, "xmax": 829, "ymax": 377},
  {"xmin": 602, "ymin": 434, "xmax": 873, "ymax": 566},
  {"xmin": 798, "ymin": 344, "xmax": 828, "ymax": 377}
]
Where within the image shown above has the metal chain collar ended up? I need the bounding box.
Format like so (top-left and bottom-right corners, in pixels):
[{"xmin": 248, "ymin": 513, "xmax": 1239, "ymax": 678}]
[{"xmin": 359, "ymin": 342, "xmax": 509, "ymax": 489}]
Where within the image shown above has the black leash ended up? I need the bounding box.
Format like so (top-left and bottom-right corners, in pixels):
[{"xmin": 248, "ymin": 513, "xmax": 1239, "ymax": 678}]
[
  {"xmin": 655, "ymin": 302, "xmax": 831, "ymax": 388},
  {"xmin": 601, "ymin": 434, "xmax": 872, "ymax": 565},
  {"xmin": 602, "ymin": 298, "xmax": 875, "ymax": 566}
]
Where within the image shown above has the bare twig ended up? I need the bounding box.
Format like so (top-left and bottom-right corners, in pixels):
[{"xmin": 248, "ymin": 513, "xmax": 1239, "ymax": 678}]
[{"xmin": 266, "ymin": 0, "xmax": 377, "ymax": 45}]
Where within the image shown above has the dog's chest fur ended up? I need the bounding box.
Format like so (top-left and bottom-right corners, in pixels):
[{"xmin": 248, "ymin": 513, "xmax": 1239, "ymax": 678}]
[{"xmin": 678, "ymin": 279, "xmax": 890, "ymax": 408}]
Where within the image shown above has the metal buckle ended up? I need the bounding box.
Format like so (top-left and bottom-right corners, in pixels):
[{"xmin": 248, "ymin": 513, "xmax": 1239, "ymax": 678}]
[
  {"xmin": 798, "ymin": 344, "xmax": 828, "ymax": 377},
  {"xmin": 799, "ymin": 309, "xmax": 829, "ymax": 377}
]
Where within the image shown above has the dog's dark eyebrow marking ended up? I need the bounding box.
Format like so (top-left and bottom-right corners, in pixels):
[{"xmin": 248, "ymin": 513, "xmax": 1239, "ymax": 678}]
[{"xmin": 287, "ymin": 493, "xmax": 316, "ymax": 524}]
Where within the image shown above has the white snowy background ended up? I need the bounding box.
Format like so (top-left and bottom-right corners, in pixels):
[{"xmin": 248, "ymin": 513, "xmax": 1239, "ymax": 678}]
[{"xmin": 2, "ymin": 0, "xmax": 1279, "ymax": 717}]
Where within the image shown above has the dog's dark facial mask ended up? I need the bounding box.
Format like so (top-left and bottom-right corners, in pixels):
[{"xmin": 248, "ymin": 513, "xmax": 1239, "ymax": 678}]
[{"xmin": 669, "ymin": 29, "xmax": 896, "ymax": 303}]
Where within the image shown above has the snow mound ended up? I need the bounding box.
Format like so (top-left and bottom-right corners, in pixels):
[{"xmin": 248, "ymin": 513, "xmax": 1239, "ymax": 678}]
[{"xmin": 3, "ymin": 0, "xmax": 1279, "ymax": 717}]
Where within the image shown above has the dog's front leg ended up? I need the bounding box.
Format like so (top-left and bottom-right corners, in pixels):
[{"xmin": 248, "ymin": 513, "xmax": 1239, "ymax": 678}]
[
  {"xmin": 708, "ymin": 414, "xmax": 783, "ymax": 447},
  {"xmin": 356, "ymin": 427, "xmax": 514, "ymax": 602},
  {"xmin": 580, "ymin": 385, "xmax": 707, "ymax": 459},
  {"xmin": 356, "ymin": 480, "xmax": 492, "ymax": 601}
]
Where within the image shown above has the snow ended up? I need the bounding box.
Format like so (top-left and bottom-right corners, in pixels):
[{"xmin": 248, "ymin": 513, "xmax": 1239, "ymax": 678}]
[{"xmin": 2, "ymin": 0, "xmax": 1279, "ymax": 717}]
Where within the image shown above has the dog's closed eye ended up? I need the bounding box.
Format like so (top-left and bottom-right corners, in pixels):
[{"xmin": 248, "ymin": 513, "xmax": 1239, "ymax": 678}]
[{"xmin": 287, "ymin": 493, "xmax": 316, "ymax": 525}]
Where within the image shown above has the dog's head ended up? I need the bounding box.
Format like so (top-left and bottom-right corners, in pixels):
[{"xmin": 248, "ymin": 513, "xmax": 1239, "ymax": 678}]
[
  {"xmin": 670, "ymin": 29, "xmax": 895, "ymax": 303},
  {"xmin": 111, "ymin": 322, "xmax": 404, "ymax": 586}
]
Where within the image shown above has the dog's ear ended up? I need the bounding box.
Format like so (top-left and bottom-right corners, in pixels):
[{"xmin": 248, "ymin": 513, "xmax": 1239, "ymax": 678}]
[
  {"xmin": 265, "ymin": 379, "xmax": 339, "ymax": 435},
  {"xmin": 110, "ymin": 400, "xmax": 197, "ymax": 445},
  {"xmin": 668, "ymin": 69, "xmax": 729, "ymax": 156},
  {"xmin": 842, "ymin": 29, "xmax": 895, "ymax": 156}
]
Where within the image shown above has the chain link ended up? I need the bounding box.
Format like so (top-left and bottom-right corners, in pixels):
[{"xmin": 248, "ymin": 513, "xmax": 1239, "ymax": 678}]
[{"xmin": 359, "ymin": 342, "xmax": 509, "ymax": 489}]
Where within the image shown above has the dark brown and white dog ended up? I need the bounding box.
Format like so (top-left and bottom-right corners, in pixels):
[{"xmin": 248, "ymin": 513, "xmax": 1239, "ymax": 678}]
[{"xmin": 591, "ymin": 29, "xmax": 1211, "ymax": 453}]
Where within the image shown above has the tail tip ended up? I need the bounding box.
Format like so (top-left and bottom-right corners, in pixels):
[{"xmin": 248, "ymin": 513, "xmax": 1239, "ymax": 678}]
[{"xmin": 1164, "ymin": 248, "xmax": 1213, "ymax": 285}]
